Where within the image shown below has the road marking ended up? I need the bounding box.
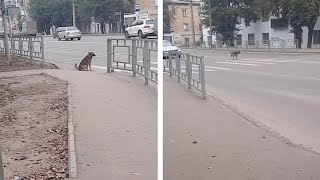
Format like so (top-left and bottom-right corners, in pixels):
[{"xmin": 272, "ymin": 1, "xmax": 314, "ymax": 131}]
[
  {"xmin": 205, "ymin": 66, "xmax": 231, "ymax": 70},
  {"xmin": 235, "ymin": 60, "xmax": 275, "ymax": 65},
  {"xmin": 278, "ymin": 59, "xmax": 302, "ymax": 63},
  {"xmin": 216, "ymin": 61, "xmax": 260, "ymax": 66}
]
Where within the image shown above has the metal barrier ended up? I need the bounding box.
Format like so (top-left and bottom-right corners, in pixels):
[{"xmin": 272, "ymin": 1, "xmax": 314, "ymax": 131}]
[
  {"xmin": 164, "ymin": 51, "xmax": 206, "ymax": 99},
  {"xmin": 0, "ymin": 149, "xmax": 4, "ymax": 180},
  {"xmin": 107, "ymin": 38, "xmax": 158, "ymax": 84},
  {"xmin": 0, "ymin": 36, "xmax": 44, "ymax": 60},
  {"xmin": 214, "ymin": 39, "xmax": 299, "ymax": 52}
]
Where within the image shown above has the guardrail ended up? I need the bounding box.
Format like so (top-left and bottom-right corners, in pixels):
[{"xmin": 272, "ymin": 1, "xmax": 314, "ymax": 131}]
[
  {"xmin": 107, "ymin": 38, "xmax": 158, "ymax": 84},
  {"xmin": 214, "ymin": 39, "xmax": 299, "ymax": 52},
  {"xmin": 164, "ymin": 51, "xmax": 206, "ymax": 99},
  {"xmin": 0, "ymin": 36, "xmax": 44, "ymax": 61}
]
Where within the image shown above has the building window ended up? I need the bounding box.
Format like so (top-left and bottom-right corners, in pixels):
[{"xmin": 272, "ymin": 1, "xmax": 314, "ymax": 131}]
[
  {"xmin": 248, "ymin": 33, "xmax": 255, "ymax": 45},
  {"xmin": 236, "ymin": 34, "xmax": 242, "ymax": 46},
  {"xmin": 185, "ymin": 38, "xmax": 190, "ymax": 45},
  {"xmin": 182, "ymin": 9, "xmax": 187, "ymax": 17},
  {"xmin": 262, "ymin": 33, "xmax": 269, "ymax": 45},
  {"xmin": 313, "ymin": 30, "xmax": 320, "ymax": 44},
  {"xmin": 183, "ymin": 23, "xmax": 189, "ymax": 31}
]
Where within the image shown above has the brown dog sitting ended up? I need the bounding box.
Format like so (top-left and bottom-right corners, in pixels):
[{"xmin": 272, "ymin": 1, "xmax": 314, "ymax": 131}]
[{"xmin": 75, "ymin": 52, "xmax": 96, "ymax": 71}]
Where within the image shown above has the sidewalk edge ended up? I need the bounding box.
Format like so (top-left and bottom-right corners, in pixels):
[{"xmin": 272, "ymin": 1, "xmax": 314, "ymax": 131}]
[{"xmin": 67, "ymin": 84, "xmax": 78, "ymax": 178}]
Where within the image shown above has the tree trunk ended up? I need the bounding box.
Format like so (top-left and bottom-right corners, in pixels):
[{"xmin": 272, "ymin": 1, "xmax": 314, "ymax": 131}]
[
  {"xmin": 307, "ymin": 26, "xmax": 314, "ymax": 48},
  {"xmin": 294, "ymin": 27, "xmax": 302, "ymax": 49},
  {"xmin": 100, "ymin": 23, "xmax": 106, "ymax": 34}
]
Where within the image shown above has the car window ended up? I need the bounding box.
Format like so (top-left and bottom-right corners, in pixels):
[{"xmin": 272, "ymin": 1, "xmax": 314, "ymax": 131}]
[
  {"xmin": 146, "ymin": 20, "xmax": 154, "ymax": 24},
  {"xmin": 131, "ymin": 20, "xmax": 138, "ymax": 26},
  {"xmin": 67, "ymin": 27, "xmax": 78, "ymax": 31},
  {"xmin": 163, "ymin": 40, "xmax": 173, "ymax": 47}
]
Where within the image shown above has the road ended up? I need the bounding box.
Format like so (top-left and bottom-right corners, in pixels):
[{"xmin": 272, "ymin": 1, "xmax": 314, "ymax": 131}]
[
  {"xmin": 44, "ymin": 34, "xmax": 158, "ymax": 71},
  {"xmin": 181, "ymin": 48, "xmax": 320, "ymax": 153}
]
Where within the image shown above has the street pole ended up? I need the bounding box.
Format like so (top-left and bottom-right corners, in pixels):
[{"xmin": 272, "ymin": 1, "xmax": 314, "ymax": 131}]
[
  {"xmin": 1, "ymin": 0, "xmax": 12, "ymax": 65},
  {"xmin": 189, "ymin": 0, "xmax": 196, "ymax": 47},
  {"xmin": 72, "ymin": 0, "xmax": 76, "ymax": 27},
  {"xmin": 208, "ymin": 0, "xmax": 213, "ymax": 49}
]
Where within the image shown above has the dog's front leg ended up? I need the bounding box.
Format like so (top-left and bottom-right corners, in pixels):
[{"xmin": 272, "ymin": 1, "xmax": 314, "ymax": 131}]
[{"xmin": 89, "ymin": 63, "xmax": 92, "ymax": 71}]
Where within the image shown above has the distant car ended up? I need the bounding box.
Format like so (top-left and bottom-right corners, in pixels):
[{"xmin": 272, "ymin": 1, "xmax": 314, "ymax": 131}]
[
  {"xmin": 57, "ymin": 27, "xmax": 81, "ymax": 41},
  {"xmin": 12, "ymin": 30, "xmax": 22, "ymax": 36},
  {"xmin": 163, "ymin": 40, "xmax": 181, "ymax": 59},
  {"xmin": 125, "ymin": 19, "xmax": 156, "ymax": 39}
]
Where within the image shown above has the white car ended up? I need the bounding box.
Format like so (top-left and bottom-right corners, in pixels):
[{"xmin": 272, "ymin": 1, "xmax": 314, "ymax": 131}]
[
  {"xmin": 163, "ymin": 40, "xmax": 181, "ymax": 59},
  {"xmin": 125, "ymin": 19, "xmax": 156, "ymax": 39},
  {"xmin": 57, "ymin": 27, "xmax": 82, "ymax": 41}
]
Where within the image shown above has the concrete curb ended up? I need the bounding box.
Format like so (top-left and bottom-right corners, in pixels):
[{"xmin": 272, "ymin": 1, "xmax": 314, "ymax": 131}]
[{"xmin": 67, "ymin": 84, "xmax": 78, "ymax": 178}]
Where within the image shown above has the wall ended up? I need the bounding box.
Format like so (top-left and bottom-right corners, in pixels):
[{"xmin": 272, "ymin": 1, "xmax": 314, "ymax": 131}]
[
  {"xmin": 169, "ymin": 0, "xmax": 202, "ymax": 45},
  {"xmin": 136, "ymin": 0, "xmax": 158, "ymax": 18}
]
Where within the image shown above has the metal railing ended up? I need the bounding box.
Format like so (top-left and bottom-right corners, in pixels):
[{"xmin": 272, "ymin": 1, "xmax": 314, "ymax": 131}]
[
  {"xmin": 107, "ymin": 38, "xmax": 158, "ymax": 84},
  {"xmin": 214, "ymin": 39, "xmax": 299, "ymax": 52},
  {"xmin": 164, "ymin": 51, "xmax": 206, "ymax": 99},
  {"xmin": 0, "ymin": 36, "xmax": 44, "ymax": 60}
]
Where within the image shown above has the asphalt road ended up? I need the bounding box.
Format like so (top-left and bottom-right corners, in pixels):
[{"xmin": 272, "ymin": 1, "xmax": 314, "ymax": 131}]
[
  {"xmin": 180, "ymin": 48, "xmax": 320, "ymax": 153},
  {"xmin": 44, "ymin": 35, "xmax": 158, "ymax": 71}
]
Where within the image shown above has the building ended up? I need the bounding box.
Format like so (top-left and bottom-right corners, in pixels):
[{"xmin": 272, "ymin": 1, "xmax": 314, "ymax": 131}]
[
  {"xmin": 237, "ymin": 16, "xmax": 320, "ymax": 49},
  {"xmin": 168, "ymin": 0, "xmax": 202, "ymax": 46},
  {"xmin": 136, "ymin": 0, "xmax": 158, "ymax": 18}
]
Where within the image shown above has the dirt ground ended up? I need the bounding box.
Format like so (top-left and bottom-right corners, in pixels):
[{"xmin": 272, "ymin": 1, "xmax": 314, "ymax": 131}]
[
  {"xmin": 0, "ymin": 73, "xmax": 69, "ymax": 179},
  {"xmin": 0, "ymin": 54, "xmax": 58, "ymax": 72}
]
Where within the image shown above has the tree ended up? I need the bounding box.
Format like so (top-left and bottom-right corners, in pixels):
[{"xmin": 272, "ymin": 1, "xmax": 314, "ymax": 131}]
[
  {"xmin": 288, "ymin": 0, "xmax": 319, "ymax": 48},
  {"xmin": 29, "ymin": 0, "xmax": 72, "ymax": 32},
  {"xmin": 163, "ymin": 0, "xmax": 177, "ymax": 33},
  {"xmin": 202, "ymin": 0, "xmax": 242, "ymax": 43}
]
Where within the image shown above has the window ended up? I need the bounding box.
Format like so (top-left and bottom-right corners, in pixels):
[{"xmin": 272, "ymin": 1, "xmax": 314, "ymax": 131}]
[
  {"xmin": 248, "ymin": 33, "xmax": 255, "ymax": 45},
  {"xmin": 185, "ymin": 38, "xmax": 190, "ymax": 45},
  {"xmin": 313, "ymin": 30, "xmax": 320, "ymax": 44},
  {"xmin": 262, "ymin": 33, "xmax": 269, "ymax": 45},
  {"xmin": 182, "ymin": 9, "xmax": 187, "ymax": 17},
  {"xmin": 183, "ymin": 23, "xmax": 189, "ymax": 31},
  {"xmin": 236, "ymin": 34, "xmax": 242, "ymax": 46}
]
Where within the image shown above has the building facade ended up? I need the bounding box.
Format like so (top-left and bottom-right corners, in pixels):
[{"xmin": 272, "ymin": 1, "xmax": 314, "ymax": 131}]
[
  {"xmin": 237, "ymin": 16, "xmax": 320, "ymax": 49},
  {"xmin": 136, "ymin": 0, "xmax": 158, "ymax": 19},
  {"xmin": 168, "ymin": 0, "xmax": 202, "ymax": 46}
]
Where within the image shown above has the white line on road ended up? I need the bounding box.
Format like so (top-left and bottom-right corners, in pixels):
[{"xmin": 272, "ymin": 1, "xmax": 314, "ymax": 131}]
[
  {"xmin": 216, "ymin": 61, "xmax": 260, "ymax": 66},
  {"xmin": 235, "ymin": 60, "xmax": 275, "ymax": 65},
  {"xmin": 205, "ymin": 66, "xmax": 231, "ymax": 70}
]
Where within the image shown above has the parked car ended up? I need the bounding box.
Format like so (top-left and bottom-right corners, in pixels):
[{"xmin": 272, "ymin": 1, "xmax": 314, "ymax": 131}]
[
  {"xmin": 163, "ymin": 40, "xmax": 181, "ymax": 59},
  {"xmin": 57, "ymin": 27, "xmax": 81, "ymax": 41},
  {"xmin": 125, "ymin": 19, "xmax": 156, "ymax": 39},
  {"xmin": 12, "ymin": 30, "xmax": 22, "ymax": 36}
]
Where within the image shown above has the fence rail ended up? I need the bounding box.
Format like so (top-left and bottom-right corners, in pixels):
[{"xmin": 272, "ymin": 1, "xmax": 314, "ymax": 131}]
[
  {"xmin": 164, "ymin": 51, "xmax": 206, "ymax": 99},
  {"xmin": 107, "ymin": 38, "xmax": 158, "ymax": 84},
  {"xmin": 0, "ymin": 36, "xmax": 44, "ymax": 60}
]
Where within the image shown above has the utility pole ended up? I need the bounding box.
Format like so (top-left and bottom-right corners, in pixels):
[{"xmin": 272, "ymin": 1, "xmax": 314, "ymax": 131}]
[
  {"xmin": 208, "ymin": 0, "xmax": 213, "ymax": 49},
  {"xmin": 1, "ymin": 0, "xmax": 12, "ymax": 65},
  {"xmin": 189, "ymin": 0, "xmax": 196, "ymax": 47},
  {"xmin": 72, "ymin": 0, "xmax": 76, "ymax": 27}
]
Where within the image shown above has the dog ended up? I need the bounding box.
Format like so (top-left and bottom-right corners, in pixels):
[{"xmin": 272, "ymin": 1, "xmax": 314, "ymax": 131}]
[
  {"xmin": 75, "ymin": 52, "xmax": 96, "ymax": 71},
  {"xmin": 230, "ymin": 51, "xmax": 240, "ymax": 60}
]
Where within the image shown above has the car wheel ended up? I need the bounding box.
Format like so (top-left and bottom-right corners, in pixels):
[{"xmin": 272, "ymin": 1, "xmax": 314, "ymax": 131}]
[
  {"xmin": 78, "ymin": 38, "xmax": 81, "ymax": 40},
  {"xmin": 71, "ymin": 38, "xmax": 74, "ymax": 41},
  {"xmin": 58, "ymin": 37, "xmax": 61, "ymax": 41}
]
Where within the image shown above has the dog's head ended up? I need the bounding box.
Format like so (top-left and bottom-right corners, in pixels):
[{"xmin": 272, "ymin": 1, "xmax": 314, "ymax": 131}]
[{"xmin": 88, "ymin": 52, "xmax": 96, "ymax": 57}]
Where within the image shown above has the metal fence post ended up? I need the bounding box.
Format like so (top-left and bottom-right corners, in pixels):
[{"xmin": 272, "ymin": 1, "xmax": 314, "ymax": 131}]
[
  {"xmin": 143, "ymin": 40, "xmax": 149, "ymax": 85},
  {"xmin": 281, "ymin": 39, "xmax": 285, "ymax": 52},
  {"xmin": 177, "ymin": 52, "xmax": 181, "ymax": 82},
  {"xmin": 19, "ymin": 37, "xmax": 23, "ymax": 56},
  {"xmin": 168, "ymin": 51, "xmax": 173, "ymax": 76},
  {"xmin": 131, "ymin": 39, "xmax": 137, "ymax": 77},
  {"xmin": 41, "ymin": 36, "xmax": 44, "ymax": 59},
  {"xmin": 0, "ymin": 148, "xmax": 4, "ymax": 180},
  {"xmin": 200, "ymin": 56, "xmax": 206, "ymax": 99},
  {"xmin": 107, "ymin": 39, "xmax": 112, "ymax": 73},
  {"xmin": 186, "ymin": 53, "xmax": 192, "ymax": 89},
  {"xmin": 28, "ymin": 37, "xmax": 33, "ymax": 60}
]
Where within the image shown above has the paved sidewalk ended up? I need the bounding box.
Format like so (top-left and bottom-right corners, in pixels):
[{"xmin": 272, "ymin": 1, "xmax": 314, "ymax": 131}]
[
  {"xmin": 0, "ymin": 69, "xmax": 157, "ymax": 180},
  {"xmin": 164, "ymin": 75, "xmax": 320, "ymax": 180}
]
